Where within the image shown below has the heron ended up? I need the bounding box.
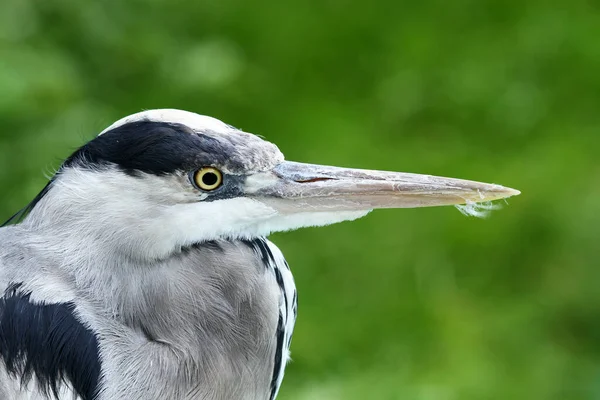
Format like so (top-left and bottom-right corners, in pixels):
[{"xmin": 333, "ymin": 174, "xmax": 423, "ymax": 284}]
[{"xmin": 0, "ymin": 109, "xmax": 519, "ymax": 400}]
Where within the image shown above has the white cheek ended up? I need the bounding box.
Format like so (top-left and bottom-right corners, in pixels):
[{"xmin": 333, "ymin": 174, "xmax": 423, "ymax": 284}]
[
  {"xmin": 150, "ymin": 199, "xmax": 370, "ymax": 253},
  {"xmin": 158, "ymin": 197, "xmax": 279, "ymax": 246}
]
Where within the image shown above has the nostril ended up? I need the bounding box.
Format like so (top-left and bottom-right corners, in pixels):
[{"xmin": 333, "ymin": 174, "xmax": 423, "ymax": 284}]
[{"xmin": 294, "ymin": 177, "xmax": 335, "ymax": 183}]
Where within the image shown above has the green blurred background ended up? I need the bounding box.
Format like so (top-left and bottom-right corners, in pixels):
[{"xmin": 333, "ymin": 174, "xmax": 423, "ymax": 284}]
[{"xmin": 1, "ymin": 0, "xmax": 599, "ymax": 399}]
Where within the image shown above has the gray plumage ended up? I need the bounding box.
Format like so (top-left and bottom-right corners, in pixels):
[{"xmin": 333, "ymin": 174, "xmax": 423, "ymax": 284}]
[
  {"xmin": 0, "ymin": 226, "xmax": 284, "ymax": 399},
  {"xmin": 0, "ymin": 109, "xmax": 519, "ymax": 400}
]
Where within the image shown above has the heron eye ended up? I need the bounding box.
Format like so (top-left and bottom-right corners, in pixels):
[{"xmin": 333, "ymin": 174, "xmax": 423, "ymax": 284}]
[{"xmin": 193, "ymin": 167, "xmax": 223, "ymax": 191}]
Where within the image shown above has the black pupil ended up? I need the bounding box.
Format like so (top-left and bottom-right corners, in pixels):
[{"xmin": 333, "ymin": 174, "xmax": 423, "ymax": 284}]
[{"xmin": 202, "ymin": 172, "xmax": 219, "ymax": 186}]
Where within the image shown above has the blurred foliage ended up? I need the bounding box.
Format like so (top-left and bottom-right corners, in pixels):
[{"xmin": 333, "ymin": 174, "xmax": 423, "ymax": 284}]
[{"xmin": 1, "ymin": 0, "xmax": 599, "ymax": 399}]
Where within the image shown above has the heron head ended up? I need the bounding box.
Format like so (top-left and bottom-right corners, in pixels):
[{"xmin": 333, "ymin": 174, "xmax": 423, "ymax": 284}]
[{"xmin": 16, "ymin": 109, "xmax": 519, "ymax": 260}]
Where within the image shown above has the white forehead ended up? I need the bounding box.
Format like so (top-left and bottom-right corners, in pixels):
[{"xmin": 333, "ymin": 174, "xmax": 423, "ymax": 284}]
[{"xmin": 99, "ymin": 109, "xmax": 233, "ymax": 135}]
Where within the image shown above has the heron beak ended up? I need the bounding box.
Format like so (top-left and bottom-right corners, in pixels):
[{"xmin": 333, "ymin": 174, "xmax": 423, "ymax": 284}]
[{"xmin": 248, "ymin": 161, "xmax": 520, "ymax": 212}]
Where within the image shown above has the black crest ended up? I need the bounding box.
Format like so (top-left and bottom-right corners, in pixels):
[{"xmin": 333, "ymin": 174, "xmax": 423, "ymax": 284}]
[{"xmin": 65, "ymin": 121, "xmax": 225, "ymax": 176}]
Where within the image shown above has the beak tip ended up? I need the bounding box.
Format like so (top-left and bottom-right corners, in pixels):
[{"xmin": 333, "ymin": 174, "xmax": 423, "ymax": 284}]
[
  {"xmin": 487, "ymin": 185, "xmax": 520, "ymax": 201},
  {"xmin": 505, "ymin": 187, "xmax": 521, "ymax": 197}
]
